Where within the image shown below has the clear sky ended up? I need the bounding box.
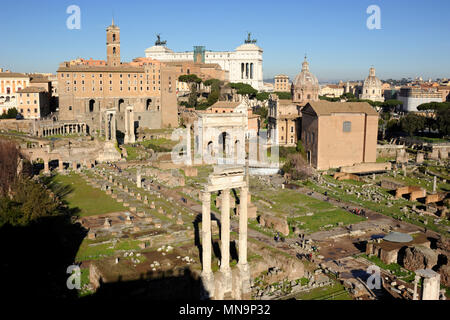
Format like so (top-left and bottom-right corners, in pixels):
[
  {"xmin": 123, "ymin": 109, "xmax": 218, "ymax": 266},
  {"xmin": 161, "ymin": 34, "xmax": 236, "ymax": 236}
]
[{"xmin": 0, "ymin": 0, "xmax": 449, "ymax": 82}]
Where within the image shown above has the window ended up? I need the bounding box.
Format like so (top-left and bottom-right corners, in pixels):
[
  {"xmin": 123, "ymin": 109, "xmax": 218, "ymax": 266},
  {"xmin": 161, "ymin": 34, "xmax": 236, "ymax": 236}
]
[
  {"xmin": 69, "ymin": 106, "xmax": 72, "ymax": 111},
  {"xmin": 343, "ymin": 121, "xmax": 351, "ymax": 132},
  {"xmin": 291, "ymin": 126, "xmax": 294, "ymax": 133}
]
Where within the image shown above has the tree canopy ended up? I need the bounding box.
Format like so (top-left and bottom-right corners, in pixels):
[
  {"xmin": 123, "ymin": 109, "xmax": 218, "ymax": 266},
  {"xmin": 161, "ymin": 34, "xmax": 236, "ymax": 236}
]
[
  {"xmin": 400, "ymin": 113, "xmax": 426, "ymax": 136},
  {"xmin": 178, "ymin": 74, "xmax": 202, "ymax": 84},
  {"xmin": 229, "ymin": 82, "xmax": 258, "ymax": 96},
  {"xmin": 0, "ymin": 108, "xmax": 18, "ymax": 119}
]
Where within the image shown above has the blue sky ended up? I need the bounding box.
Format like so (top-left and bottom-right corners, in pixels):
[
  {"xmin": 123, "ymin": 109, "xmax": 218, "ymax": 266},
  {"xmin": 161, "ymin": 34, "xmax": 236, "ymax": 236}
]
[{"xmin": 0, "ymin": 0, "xmax": 449, "ymax": 82}]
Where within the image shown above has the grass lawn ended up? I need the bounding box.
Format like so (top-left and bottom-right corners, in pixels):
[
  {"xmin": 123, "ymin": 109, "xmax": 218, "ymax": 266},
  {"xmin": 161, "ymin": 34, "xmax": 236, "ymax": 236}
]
[
  {"xmin": 289, "ymin": 208, "xmax": 364, "ymax": 233},
  {"xmin": 123, "ymin": 145, "xmax": 139, "ymax": 161},
  {"xmin": 294, "ymin": 281, "xmax": 352, "ymax": 300},
  {"xmin": 251, "ymin": 188, "xmax": 364, "ymax": 235},
  {"xmin": 141, "ymin": 138, "xmax": 178, "ymax": 152},
  {"xmin": 376, "ymin": 157, "xmax": 395, "ymax": 163},
  {"xmin": 75, "ymin": 238, "xmax": 142, "ymax": 262},
  {"xmin": 52, "ymin": 173, "xmax": 125, "ymax": 217},
  {"xmin": 360, "ymin": 254, "xmax": 414, "ymax": 281}
]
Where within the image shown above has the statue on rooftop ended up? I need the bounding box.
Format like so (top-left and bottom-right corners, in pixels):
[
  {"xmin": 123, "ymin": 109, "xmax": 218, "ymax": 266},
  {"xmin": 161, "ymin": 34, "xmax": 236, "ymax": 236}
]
[
  {"xmin": 155, "ymin": 33, "xmax": 167, "ymax": 46},
  {"xmin": 245, "ymin": 32, "xmax": 257, "ymax": 44}
]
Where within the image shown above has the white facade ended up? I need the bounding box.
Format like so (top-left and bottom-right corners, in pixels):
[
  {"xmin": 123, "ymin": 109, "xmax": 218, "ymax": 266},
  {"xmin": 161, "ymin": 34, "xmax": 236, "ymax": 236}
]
[
  {"xmin": 398, "ymin": 95, "xmax": 442, "ymax": 112},
  {"xmin": 398, "ymin": 87, "xmax": 443, "ymax": 112},
  {"xmin": 145, "ymin": 41, "xmax": 264, "ymax": 91}
]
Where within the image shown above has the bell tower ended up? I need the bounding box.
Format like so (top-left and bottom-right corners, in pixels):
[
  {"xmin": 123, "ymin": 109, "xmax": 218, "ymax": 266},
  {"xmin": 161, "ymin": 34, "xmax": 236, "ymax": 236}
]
[{"xmin": 106, "ymin": 18, "xmax": 120, "ymax": 66}]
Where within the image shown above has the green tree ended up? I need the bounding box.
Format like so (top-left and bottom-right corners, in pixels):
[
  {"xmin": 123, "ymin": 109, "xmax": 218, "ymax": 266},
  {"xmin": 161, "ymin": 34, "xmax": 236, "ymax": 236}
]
[
  {"xmin": 256, "ymin": 92, "xmax": 270, "ymax": 101},
  {"xmin": 341, "ymin": 92, "xmax": 355, "ymax": 100},
  {"xmin": 178, "ymin": 74, "xmax": 202, "ymax": 85},
  {"xmin": 0, "ymin": 108, "xmax": 18, "ymax": 119},
  {"xmin": 179, "ymin": 74, "xmax": 203, "ymax": 108},
  {"xmin": 188, "ymin": 83, "xmax": 198, "ymax": 108},
  {"xmin": 436, "ymin": 107, "xmax": 450, "ymax": 136},
  {"xmin": 203, "ymin": 79, "xmax": 221, "ymax": 106},
  {"xmin": 400, "ymin": 113, "xmax": 426, "ymax": 136},
  {"xmin": 229, "ymin": 83, "xmax": 258, "ymax": 96},
  {"xmin": 381, "ymin": 99, "xmax": 403, "ymax": 112},
  {"xmin": 274, "ymin": 91, "xmax": 292, "ymax": 100}
]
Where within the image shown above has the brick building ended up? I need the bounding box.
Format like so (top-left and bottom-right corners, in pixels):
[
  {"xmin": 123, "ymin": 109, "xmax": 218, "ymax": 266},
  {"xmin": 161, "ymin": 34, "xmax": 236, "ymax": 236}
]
[
  {"xmin": 57, "ymin": 20, "xmax": 178, "ymax": 134},
  {"xmin": 17, "ymin": 87, "xmax": 50, "ymax": 119},
  {"xmin": 301, "ymin": 101, "xmax": 378, "ymax": 170}
]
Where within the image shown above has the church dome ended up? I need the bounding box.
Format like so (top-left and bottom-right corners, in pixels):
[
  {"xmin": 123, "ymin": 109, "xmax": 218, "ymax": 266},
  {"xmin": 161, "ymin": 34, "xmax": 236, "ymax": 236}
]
[
  {"xmin": 293, "ymin": 57, "xmax": 319, "ymax": 88},
  {"xmin": 363, "ymin": 67, "xmax": 382, "ymax": 88}
]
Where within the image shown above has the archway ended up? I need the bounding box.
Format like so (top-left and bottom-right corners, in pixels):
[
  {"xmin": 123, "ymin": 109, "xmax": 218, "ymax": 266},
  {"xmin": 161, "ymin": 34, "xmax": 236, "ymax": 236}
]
[
  {"xmin": 207, "ymin": 141, "xmax": 214, "ymax": 157},
  {"xmin": 146, "ymin": 99, "xmax": 152, "ymax": 111},
  {"xmin": 89, "ymin": 99, "xmax": 95, "ymax": 112},
  {"xmin": 218, "ymin": 132, "xmax": 230, "ymax": 159},
  {"xmin": 118, "ymin": 99, "xmax": 124, "ymax": 112}
]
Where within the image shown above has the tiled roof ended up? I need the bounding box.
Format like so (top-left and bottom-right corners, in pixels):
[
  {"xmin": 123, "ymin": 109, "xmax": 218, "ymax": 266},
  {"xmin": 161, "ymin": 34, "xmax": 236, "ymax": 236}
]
[
  {"xmin": 17, "ymin": 86, "xmax": 46, "ymax": 93},
  {"xmin": 305, "ymin": 101, "xmax": 378, "ymax": 116},
  {"xmin": 0, "ymin": 72, "xmax": 28, "ymax": 78}
]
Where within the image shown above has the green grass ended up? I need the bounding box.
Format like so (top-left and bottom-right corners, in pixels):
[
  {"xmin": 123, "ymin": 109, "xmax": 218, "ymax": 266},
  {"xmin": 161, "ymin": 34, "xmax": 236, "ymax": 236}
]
[
  {"xmin": 141, "ymin": 138, "xmax": 178, "ymax": 152},
  {"xmin": 75, "ymin": 238, "xmax": 142, "ymax": 262},
  {"xmin": 294, "ymin": 282, "xmax": 352, "ymax": 300},
  {"xmin": 252, "ymin": 188, "xmax": 364, "ymax": 235},
  {"xmin": 289, "ymin": 208, "xmax": 364, "ymax": 233},
  {"xmin": 52, "ymin": 173, "xmax": 125, "ymax": 217},
  {"xmin": 376, "ymin": 157, "xmax": 395, "ymax": 163},
  {"xmin": 124, "ymin": 145, "xmax": 139, "ymax": 161},
  {"xmin": 360, "ymin": 254, "xmax": 414, "ymax": 280}
]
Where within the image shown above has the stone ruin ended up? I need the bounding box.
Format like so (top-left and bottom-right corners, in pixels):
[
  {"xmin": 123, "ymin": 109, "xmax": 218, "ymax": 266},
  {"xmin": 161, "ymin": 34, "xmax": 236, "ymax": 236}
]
[
  {"xmin": 258, "ymin": 214, "xmax": 290, "ymax": 236},
  {"xmin": 200, "ymin": 165, "xmax": 250, "ymax": 300}
]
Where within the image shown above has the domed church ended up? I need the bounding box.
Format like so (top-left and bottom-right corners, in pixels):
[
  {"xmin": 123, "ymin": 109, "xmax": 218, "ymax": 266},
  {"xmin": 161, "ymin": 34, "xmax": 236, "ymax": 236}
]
[
  {"xmin": 291, "ymin": 56, "xmax": 320, "ymax": 106},
  {"xmin": 359, "ymin": 67, "xmax": 384, "ymax": 102}
]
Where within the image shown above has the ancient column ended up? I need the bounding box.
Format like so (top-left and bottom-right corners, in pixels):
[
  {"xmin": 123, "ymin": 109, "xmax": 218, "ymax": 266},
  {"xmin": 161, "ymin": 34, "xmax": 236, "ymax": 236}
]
[
  {"xmin": 44, "ymin": 160, "xmax": 49, "ymax": 174},
  {"xmin": 238, "ymin": 186, "xmax": 251, "ymax": 296},
  {"xmin": 111, "ymin": 112, "xmax": 116, "ymax": 141},
  {"xmin": 413, "ymin": 275, "xmax": 419, "ymax": 300},
  {"xmin": 136, "ymin": 169, "xmax": 142, "ymax": 188},
  {"xmin": 433, "ymin": 176, "xmax": 437, "ymax": 194},
  {"xmin": 128, "ymin": 107, "xmax": 135, "ymax": 143},
  {"xmin": 124, "ymin": 108, "xmax": 129, "ymax": 142},
  {"xmin": 58, "ymin": 160, "xmax": 64, "ymax": 171},
  {"xmin": 220, "ymin": 188, "xmax": 232, "ymax": 292},
  {"xmin": 186, "ymin": 124, "xmax": 192, "ymax": 165},
  {"xmin": 124, "ymin": 106, "xmax": 135, "ymax": 144},
  {"xmin": 104, "ymin": 113, "xmax": 109, "ymax": 141},
  {"xmin": 201, "ymin": 191, "xmax": 214, "ymax": 296}
]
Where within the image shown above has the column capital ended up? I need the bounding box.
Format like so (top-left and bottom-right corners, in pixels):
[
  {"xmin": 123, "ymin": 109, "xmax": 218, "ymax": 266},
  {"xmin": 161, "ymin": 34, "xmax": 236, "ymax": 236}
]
[{"xmin": 201, "ymin": 191, "xmax": 211, "ymax": 203}]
